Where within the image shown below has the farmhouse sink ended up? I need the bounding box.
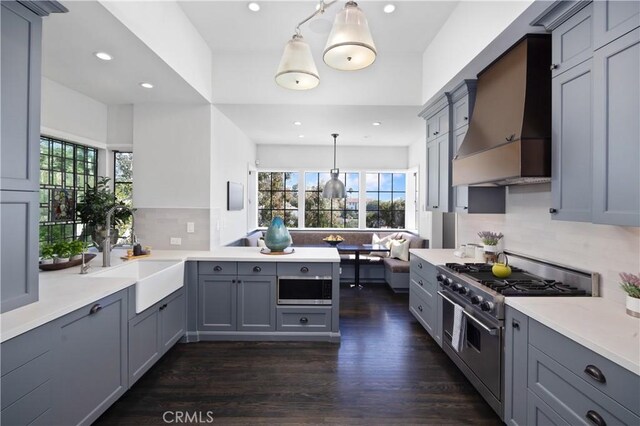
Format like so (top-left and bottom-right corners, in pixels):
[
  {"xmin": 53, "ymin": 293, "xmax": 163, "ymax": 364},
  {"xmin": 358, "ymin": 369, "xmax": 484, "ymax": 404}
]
[{"xmin": 89, "ymin": 259, "xmax": 185, "ymax": 313}]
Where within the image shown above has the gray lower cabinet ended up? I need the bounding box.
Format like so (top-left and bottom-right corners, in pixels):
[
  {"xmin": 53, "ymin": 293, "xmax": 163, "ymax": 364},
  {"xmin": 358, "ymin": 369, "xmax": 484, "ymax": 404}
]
[
  {"xmin": 237, "ymin": 275, "xmax": 276, "ymax": 331},
  {"xmin": 550, "ymin": 59, "xmax": 593, "ymax": 222},
  {"xmin": 592, "ymin": 28, "xmax": 640, "ymax": 226},
  {"xmin": 593, "ymin": 0, "xmax": 640, "ymax": 50},
  {"xmin": 128, "ymin": 289, "xmax": 185, "ymax": 386},
  {"xmin": 276, "ymin": 306, "xmax": 331, "ymax": 332},
  {"xmin": 199, "ymin": 275, "xmax": 237, "ymax": 331},
  {"xmin": 0, "ymin": 190, "xmax": 39, "ymax": 313},
  {"xmin": 52, "ymin": 289, "xmax": 128, "ymax": 426},
  {"xmin": 505, "ymin": 306, "xmax": 640, "ymax": 425},
  {"xmin": 409, "ymin": 255, "xmax": 441, "ymax": 346}
]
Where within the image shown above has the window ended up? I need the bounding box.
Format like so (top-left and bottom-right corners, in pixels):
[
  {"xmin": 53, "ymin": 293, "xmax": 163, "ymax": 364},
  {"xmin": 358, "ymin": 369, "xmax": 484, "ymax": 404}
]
[
  {"xmin": 39, "ymin": 136, "xmax": 98, "ymax": 244},
  {"xmin": 304, "ymin": 172, "xmax": 359, "ymax": 228},
  {"xmin": 257, "ymin": 172, "xmax": 299, "ymax": 227},
  {"xmin": 114, "ymin": 152, "xmax": 133, "ymax": 243},
  {"xmin": 366, "ymin": 173, "xmax": 406, "ymax": 228}
]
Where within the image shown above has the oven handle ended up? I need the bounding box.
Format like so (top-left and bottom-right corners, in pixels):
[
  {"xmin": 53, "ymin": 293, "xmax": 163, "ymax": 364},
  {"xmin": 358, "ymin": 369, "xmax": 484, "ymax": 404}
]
[{"xmin": 438, "ymin": 291, "xmax": 499, "ymax": 336}]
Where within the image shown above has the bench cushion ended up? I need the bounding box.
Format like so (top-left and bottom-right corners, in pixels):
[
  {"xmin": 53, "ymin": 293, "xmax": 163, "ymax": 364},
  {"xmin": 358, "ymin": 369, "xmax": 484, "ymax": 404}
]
[{"xmin": 383, "ymin": 257, "xmax": 410, "ymax": 273}]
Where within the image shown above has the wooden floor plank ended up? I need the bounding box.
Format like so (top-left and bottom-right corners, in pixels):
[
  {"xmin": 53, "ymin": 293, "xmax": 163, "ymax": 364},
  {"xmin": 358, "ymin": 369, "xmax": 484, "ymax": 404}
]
[{"xmin": 95, "ymin": 284, "xmax": 502, "ymax": 425}]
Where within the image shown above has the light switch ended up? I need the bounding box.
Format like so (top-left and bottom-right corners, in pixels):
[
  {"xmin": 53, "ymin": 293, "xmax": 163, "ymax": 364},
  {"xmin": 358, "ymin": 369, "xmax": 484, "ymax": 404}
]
[{"xmin": 187, "ymin": 222, "xmax": 195, "ymax": 233}]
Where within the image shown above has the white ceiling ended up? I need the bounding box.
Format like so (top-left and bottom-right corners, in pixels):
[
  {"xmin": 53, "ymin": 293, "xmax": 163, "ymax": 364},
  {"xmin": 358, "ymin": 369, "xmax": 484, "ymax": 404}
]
[{"xmin": 41, "ymin": 1, "xmax": 460, "ymax": 147}]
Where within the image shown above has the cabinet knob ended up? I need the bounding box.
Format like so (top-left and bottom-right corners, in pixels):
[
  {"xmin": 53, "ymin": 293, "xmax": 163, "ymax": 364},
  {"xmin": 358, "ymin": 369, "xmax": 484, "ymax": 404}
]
[
  {"xmin": 299, "ymin": 317, "xmax": 309, "ymax": 324},
  {"xmin": 549, "ymin": 208, "xmax": 558, "ymax": 214},
  {"xmin": 584, "ymin": 365, "xmax": 606, "ymax": 383},
  {"xmin": 253, "ymin": 266, "xmax": 262, "ymax": 272},
  {"xmin": 432, "ymin": 206, "xmax": 438, "ymax": 209},
  {"xmin": 586, "ymin": 410, "xmax": 606, "ymax": 426},
  {"xmin": 463, "ymin": 206, "xmax": 468, "ymax": 210},
  {"xmin": 434, "ymin": 131, "xmax": 439, "ymax": 135},
  {"xmin": 300, "ymin": 266, "xmax": 309, "ymax": 273},
  {"xmin": 159, "ymin": 303, "xmax": 168, "ymax": 311},
  {"xmin": 550, "ymin": 63, "xmax": 559, "ymax": 70},
  {"xmin": 89, "ymin": 304, "xmax": 102, "ymax": 315},
  {"xmin": 464, "ymin": 116, "xmax": 468, "ymax": 121},
  {"xmin": 512, "ymin": 320, "xmax": 520, "ymax": 330},
  {"xmin": 418, "ymin": 305, "xmax": 423, "ymax": 312},
  {"xmin": 214, "ymin": 265, "xmax": 222, "ymax": 272},
  {"xmin": 505, "ymin": 134, "xmax": 516, "ymax": 142},
  {"xmin": 418, "ymin": 280, "xmax": 424, "ymax": 286}
]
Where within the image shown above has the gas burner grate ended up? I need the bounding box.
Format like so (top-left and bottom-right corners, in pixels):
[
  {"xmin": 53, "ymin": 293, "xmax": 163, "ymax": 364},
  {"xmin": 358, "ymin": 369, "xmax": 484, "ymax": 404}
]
[
  {"xmin": 445, "ymin": 262, "xmax": 523, "ymax": 274},
  {"xmin": 479, "ymin": 279, "xmax": 586, "ymax": 296}
]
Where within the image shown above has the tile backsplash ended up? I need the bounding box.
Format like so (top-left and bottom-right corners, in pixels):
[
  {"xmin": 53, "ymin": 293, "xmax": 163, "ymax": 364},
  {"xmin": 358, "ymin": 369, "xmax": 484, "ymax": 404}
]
[
  {"xmin": 457, "ymin": 184, "xmax": 640, "ymax": 304},
  {"xmin": 134, "ymin": 208, "xmax": 210, "ymax": 250}
]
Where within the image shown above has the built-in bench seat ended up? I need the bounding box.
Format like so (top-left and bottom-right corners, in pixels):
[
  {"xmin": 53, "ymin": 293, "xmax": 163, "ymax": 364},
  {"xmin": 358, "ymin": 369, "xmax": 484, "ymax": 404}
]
[{"xmin": 230, "ymin": 229, "xmax": 429, "ymax": 292}]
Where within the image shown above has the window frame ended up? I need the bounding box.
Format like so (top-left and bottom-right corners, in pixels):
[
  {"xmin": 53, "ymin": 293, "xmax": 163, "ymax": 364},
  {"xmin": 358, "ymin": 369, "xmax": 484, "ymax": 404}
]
[
  {"xmin": 257, "ymin": 171, "xmax": 300, "ymax": 228},
  {"xmin": 113, "ymin": 151, "xmax": 133, "ymax": 204},
  {"xmin": 303, "ymin": 171, "xmax": 359, "ymax": 229}
]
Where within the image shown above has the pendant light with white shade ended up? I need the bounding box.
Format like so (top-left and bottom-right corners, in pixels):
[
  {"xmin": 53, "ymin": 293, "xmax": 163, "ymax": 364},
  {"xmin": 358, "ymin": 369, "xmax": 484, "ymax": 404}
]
[
  {"xmin": 275, "ymin": 0, "xmax": 376, "ymax": 90},
  {"xmin": 322, "ymin": 133, "xmax": 346, "ymax": 199}
]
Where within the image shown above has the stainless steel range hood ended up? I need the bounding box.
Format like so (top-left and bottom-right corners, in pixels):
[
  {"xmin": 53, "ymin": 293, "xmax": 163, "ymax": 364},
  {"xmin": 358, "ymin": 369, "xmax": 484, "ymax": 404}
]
[{"xmin": 452, "ymin": 35, "xmax": 552, "ymax": 186}]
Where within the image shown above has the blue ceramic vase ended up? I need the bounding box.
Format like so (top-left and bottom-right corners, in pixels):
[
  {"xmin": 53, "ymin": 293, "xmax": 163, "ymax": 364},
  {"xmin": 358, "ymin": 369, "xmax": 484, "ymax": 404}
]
[{"xmin": 264, "ymin": 216, "xmax": 291, "ymax": 252}]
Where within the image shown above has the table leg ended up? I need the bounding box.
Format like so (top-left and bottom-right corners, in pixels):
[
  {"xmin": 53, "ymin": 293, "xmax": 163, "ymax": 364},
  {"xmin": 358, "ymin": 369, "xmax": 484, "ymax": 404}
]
[{"xmin": 351, "ymin": 251, "xmax": 363, "ymax": 289}]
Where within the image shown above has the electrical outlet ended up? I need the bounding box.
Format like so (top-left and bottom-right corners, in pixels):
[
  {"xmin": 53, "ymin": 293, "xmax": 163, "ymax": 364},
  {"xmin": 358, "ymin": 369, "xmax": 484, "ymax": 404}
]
[
  {"xmin": 170, "ymin": 237, "xmax": 182, "ymax": 245},
  {"xmin": 187, "ymin": 222, "xmax": 195, "ymax": 233}
]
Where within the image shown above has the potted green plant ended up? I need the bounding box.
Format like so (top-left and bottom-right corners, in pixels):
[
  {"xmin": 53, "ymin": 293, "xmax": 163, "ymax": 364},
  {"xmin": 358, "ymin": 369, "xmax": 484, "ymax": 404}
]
[
  {"xmin": 40, "ymin": 243, "xmax": 55, "ymax": 264},
  {"xmin": 69, "ymin": 240, "xmax": 87, "ymax": 261},
  {"xmin": 620, "ymin": 273, "xmax": 640, "ymax": 318},
  {"xmin": 53, "ymin": 241, "xmax": 72, "ymax": 263},
  {"xmin": 77, "ymin": 177, "xmax": 132, "ymax": 251}
]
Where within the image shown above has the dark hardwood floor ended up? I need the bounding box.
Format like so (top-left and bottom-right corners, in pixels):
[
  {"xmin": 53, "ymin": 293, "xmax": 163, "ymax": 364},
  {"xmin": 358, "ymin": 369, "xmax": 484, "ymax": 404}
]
[{"xmin": 96, "ymin": 284, "xmax": 502, "ymax": 425}]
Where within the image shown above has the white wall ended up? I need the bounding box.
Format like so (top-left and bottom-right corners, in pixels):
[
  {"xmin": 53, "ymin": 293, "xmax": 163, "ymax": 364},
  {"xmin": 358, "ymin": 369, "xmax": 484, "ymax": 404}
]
[
  {"xmin": 210, "ymin": 107, "xmax": 257, "ymax": 247},
  {"xmin": 457, "ymin": 184, "xmax": 640, "ymax": 305},
  {"xmin": 107, "ymin": 104, "xmax": 133, "ymax": 148},
  {"xmin": 257, "ymin": 145, "xmax": 408, "ymax": 170},
  {"xmin": 421, "ymin": 0, "xmax": 534, "ymax": 104},
  {"xmin": 100, "ymin": 0, "xmax": 212, "ymax": 103},
  {"xmin": 40, "ymin": 77, "xmax": 108, "ymax": 147},
  {"xmin": 132, "ymin": 104, "xmax": 211, "ymax": 209}
]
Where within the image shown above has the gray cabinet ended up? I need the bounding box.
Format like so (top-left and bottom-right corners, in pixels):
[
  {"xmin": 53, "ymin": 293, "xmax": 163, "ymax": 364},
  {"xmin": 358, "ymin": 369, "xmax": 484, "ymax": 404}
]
[
  {"xmin": 276, "ymin": 306, "xmax": 331, "ymax": 332},
  {"xmin": 592, "ymin": 28, "xmax": 640, "ymax": 226},
  {"xmin": 199, "ymin": 275, "xmax": 237, "ymax": 331},
  {"xmin": 527, "ymin": 390, "xmax": 570, "ymax": 426},
  {"xmin": 129, "ymin": 288, "xmax": 185, "ymax": 386},
  {"xmin": 426, "ymin": 107, "xmax": 449, "ymax": 142},
  {"xmin": 550, "ymin": 3, "xmax": 593, "ymax": 76},
  {"xmin": 409, "ymin": 255, "xmax": 441, "ymax": 346},
  {"xmin": 1, "ymin": 191, "xmax": 39, "ymax": 313},
  {"xmin": 504, "ymin": 307, "xmax": 529, "ymax": 426},
  {"xmin": 593, "ymin": 0, "xmax": 640, "ymax": 50},
  {"xmin": 425, "ymin": 135, "xmax": 451, "ymax": 212},
  {"xmin": 237, "ymin": 275, "xmax": 276, "ymax": 331},
  {"xmin": 550, "ymin": 59, "xmax": 593, "ymax": 222},
  {"xmin": 52, "ymin": 289, "xmax": 128, "ymax": 426},
  {"xmin": 0, "ymin": 1, "xmax": 41, "ymax": 192}
]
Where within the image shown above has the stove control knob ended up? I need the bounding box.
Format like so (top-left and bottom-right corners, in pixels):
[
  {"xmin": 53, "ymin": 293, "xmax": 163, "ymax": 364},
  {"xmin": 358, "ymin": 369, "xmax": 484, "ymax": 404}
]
[
  {"xmin": 452, "ymin": 283, "xmax": 462, "ymax": 292},
  {"xmin": 458, "ymin": 286, "xmax": 469, "ymax": 295},
  {"xmin": 471, "ymin": 295, "xmax": 483, "ymax": 305},
  {"xmin": 436, "ymin": 274, "xmax": 445, "ymax": 282},
  {"xmin": 445, "ymin": 278, "xmax": 454, "ymax": 286},
  {"xmin": 480, "ymin": 301, "xmax": 494, "ymax": 312}
]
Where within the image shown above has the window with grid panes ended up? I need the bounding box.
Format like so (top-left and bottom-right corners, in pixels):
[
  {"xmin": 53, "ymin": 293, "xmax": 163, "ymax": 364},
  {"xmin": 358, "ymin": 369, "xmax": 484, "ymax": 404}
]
[
  {"xmin": 257, "ymin": 172, "xmax": 299, "ymax": 227},
  {"xmin": 304, "ymin": 172, "xmax": 359, "ymax": 228},
  {"xmin": 39, "ymin": 136, "xmax": 98, "ymax": 244},
  {"xmin": 114, "ymin": 152, "xmax": 133, "ymax": 243},
  {"xmin": 366, "ymin": 173, "xmax": 406, "ymax": 228}
]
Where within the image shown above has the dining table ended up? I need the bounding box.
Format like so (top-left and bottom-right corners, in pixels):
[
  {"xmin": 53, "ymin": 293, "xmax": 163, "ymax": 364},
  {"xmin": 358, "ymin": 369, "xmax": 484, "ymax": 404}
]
[{"xmin": 335, "ymin": 243, "xmax": 390, "ymax": 288}]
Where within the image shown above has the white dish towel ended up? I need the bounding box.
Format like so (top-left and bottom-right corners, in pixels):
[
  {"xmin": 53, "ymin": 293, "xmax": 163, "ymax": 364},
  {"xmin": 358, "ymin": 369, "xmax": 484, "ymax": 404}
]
[{"xmin": 451, "ymin": 303, "xmax": 467, "ymax": 352}]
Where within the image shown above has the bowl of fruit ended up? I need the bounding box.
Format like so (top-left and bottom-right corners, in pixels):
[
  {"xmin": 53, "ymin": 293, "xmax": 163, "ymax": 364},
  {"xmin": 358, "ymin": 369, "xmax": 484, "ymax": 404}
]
[{"xmin": 322, "ymin": 235, "xmax": 344, "ymax": 246}]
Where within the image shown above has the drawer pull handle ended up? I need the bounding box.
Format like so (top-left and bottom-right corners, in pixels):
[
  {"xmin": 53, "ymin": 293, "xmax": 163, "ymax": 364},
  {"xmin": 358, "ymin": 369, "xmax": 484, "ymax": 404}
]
[
  {"xmin": 550, "ymin": 63, "xmax": 558, "ymax": 70},
  {"xmin": 89, "ymin": 304, "xmax": 102, "ymax": 315},
  {"xmin": 586, "ymin": 410, "xmax": 606, "ymax": 426},
  {"xmin": 512, "ymin": 320, "xmax": 520, "ymax": 330},
  {"xmin": 463, "ymin": 116, "xmax": 468, "ymax": 121},
  {"xmin": 584, "ymin": 365, "xmax": 606, "ymax": 383},
  {"xmin": 300, "ymin": 267, "xmax": 309, "ymax": 273},
  {"xmin": 419, "ymin": 280, "xmax": 424, "ymax": 286},
  {"xmin": 299, "ymin": 317, "xmax": 309, "ymax": 324},
  {"xmin": 159, "ymin": 303, "xmax": 168, "ymax": 311},
  {"xmin": 418, "ymin": 305, "xmax": 423, "ymax": 312},
  {"xmin": 418, "ymin": 263, "xmax": 422, "ymax": 269},
  {"xmin": 253, "ymin": 266, "xmax": 262, "ymax": 272},
  {"xmin": 214, "ymin": 266, "xmax": 222, "ymax": 272},
  {"xmin": 549, "ymin": 208, "xmax": 558, "ymax": 214}
]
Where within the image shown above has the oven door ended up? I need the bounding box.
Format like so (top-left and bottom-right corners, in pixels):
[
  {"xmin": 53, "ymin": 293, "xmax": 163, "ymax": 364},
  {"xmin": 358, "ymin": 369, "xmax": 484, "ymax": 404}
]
[{"xmin": 439, "ymin": 290, "xmax": 503, "ymax": 409}]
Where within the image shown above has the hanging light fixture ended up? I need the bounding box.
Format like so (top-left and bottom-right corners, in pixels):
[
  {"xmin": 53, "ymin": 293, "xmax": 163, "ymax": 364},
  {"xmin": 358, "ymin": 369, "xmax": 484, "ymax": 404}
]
[
  {"xmin": 323, "ymin": 133, "xmax": 346, "ymax": 199},
  {"xmin": 275, "ymin": 0, "xmax": 376, "ymax": 90}
]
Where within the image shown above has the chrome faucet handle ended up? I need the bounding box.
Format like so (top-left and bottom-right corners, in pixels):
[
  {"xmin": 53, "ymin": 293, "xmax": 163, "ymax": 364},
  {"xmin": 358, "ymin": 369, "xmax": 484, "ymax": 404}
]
[{"xmin": 80, "ymin": 252, "xmax": 90, "ymax": 274}]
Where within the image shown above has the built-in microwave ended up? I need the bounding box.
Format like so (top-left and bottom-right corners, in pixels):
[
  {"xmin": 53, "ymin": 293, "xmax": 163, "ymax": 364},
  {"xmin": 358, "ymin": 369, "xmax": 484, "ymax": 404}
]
[{"xmin": 277, "ymin": 276, "xmax": 332, "ymax": 305}]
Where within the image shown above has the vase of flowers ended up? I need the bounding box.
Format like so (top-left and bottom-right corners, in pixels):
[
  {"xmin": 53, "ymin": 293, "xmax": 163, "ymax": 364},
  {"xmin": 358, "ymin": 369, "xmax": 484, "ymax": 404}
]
[
  {"xmin": 478, "ymin": 231, "xmax": 503, "ymax": 252},
  {"xmin": 620, "ymin": 272, "xmax": 640, "ymax": 318}
]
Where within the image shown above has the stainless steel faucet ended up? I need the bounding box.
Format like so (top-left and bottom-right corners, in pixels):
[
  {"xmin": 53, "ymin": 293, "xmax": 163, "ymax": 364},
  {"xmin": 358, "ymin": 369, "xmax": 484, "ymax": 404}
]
[
  {"xmin": 80, "ymin": 251, "xmax": 91, "ymax": 274},
  {"xmin": 103, "ymin": 205, "xmax": 135, "ymax": 267}
]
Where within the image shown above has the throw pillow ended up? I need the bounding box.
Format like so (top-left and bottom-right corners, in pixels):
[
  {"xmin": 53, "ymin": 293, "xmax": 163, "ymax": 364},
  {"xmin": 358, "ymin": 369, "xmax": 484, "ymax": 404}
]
[
  {"xmin": 389, "ymin": 238, "xmax": 409, "ymax": 261},
  {"xmin": 257, "ymin": 238, "xmax": 266, "ymax": 248},
  {"xmin": 370, "ymin": 233, "xmax": 394, "ymax": 257}
]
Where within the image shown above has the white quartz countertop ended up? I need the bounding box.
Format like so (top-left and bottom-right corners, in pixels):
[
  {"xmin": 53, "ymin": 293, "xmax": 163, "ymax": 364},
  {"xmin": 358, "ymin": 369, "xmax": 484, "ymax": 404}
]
[
  {"xmin": 507, "ymin": 297, "xmax": 640, "ymax": 376},
  {"xmin": 409, "ymin": 248, "xmax": 480, "ymax": 265},
  {"xmin": 1, "ymin": 247, "xmax": 340, "ymax": 343}
]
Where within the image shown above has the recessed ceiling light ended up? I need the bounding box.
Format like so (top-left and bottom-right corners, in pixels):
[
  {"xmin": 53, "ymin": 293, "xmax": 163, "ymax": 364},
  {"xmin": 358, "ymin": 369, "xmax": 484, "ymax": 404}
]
[
  {"xmin": 383, "ymin": 4, "xmax": 396, "ymax": 14},
  {"xmin": 248, "ymin": 2, "xmax": 260, "ymax": 12},
  {"xmin": 140, "ymin": 82, "xmax": 154, "ymax": 89},
  {"xmin": 293, "ymin": 121, "xmax": 302, "ymax": 126},
  {"xmin": 298, "ymin": 134, "xmax": 305, "ymax": 138},
  {"xmin": 372, "ymin": 121, "xmax": 382, "ymax": 126},
  {"xmin": 94, "ymin": 52, "xmax": 113, "ymax": 61}
]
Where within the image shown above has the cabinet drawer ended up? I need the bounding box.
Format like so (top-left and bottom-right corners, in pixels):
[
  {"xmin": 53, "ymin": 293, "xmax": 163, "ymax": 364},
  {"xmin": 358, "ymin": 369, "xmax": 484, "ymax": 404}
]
[
  {"xmin": 551, "ymin": 3, "xmax": 593, "ymax": 76},
  {"xmin": 277, "ymin": 262, "xmax": 332, "ymax": 277},
  {"xmin": 409, "ymin": 287, "xmax": 436, "ymax": 338},
  {"xmin": 410, "ymin": 273, "xmax": 437, "ymax": 301},
  {"xmin": 530, "ymin": 319, "xmax": 640, "ymax": 415},
  {"xmin": 0, "ymin": 380, "xmax": 50, "ymax": 426},
  {"xmin": 527, "ymin": 389, "xmax": 570, "ymax": 426},
  {"xmin": 0, "ymin": 322, "xmax": 51, "ymax": 375},
  {"xmin": 528, "ymin": 344, "xmax": 639, "ymax": 425},
  {"xmin": 410, "ymin": 255, "xmax": 437, "ymax": 281},
  {"xmin": 237, "ymin": 262, "xmax": 276, "ymax": 276},
  {"xmin": 1, "ymin": 350, "xmax": 51, "ymax": 410},
  {"xmin": 198, "ymin": 261, "xmax": 237, "ymax": 275},
  {"xmin": 276, "ymin": 306, "xmax": 331, "ymax": 332}
]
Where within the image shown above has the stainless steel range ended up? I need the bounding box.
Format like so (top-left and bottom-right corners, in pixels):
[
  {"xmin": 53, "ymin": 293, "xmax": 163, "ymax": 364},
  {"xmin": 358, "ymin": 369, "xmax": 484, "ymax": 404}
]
[{"xmin": 435, "ymin": 251, "xmax": 598, "ymax": 419}]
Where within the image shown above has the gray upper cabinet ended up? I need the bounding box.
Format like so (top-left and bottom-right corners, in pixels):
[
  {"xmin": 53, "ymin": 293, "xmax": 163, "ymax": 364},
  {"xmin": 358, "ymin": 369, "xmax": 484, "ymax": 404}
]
[
  {"xmin": 593, "ymin": 0, "xmax": 640, "ymax": 50},
  {"xmin": 592, "ymin": 28, "xmax": 639, "ymax": 226},
  {"xmin": 426, "ymin": 107, "xmax": 449, "ymax": 142},
  {"xmin": 425, "ymin": 134, "xmax": 450, "ymax": 212},
  {"xmin": 551, "ymin": 59, "xmax": 593, "ymax": 222},
  {"xmin": 551, "ymin": 3, "xmax": 593, "ymax": 76},
  {"xmin": 1, "ymin": 191, "xmax": 39, "ymax": 313},
  {"xmin": 0, "ymin": 2, "xmax": 42, "ymax": 192},
  {"xmin": 52, "ymin": 289, "xmax": 128, "ymax": 426},
  {"xmin": 237, "ymin": 276, "xmax": 276, "ymax": 332}
]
